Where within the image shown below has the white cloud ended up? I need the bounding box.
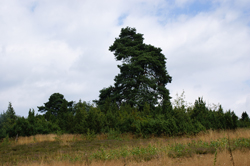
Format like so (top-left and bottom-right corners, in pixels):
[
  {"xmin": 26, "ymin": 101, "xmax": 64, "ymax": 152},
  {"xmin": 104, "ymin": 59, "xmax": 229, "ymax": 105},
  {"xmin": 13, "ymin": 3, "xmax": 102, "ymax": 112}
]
[
  {"xmin": 0, "ymin": 0, "xmax": 249, "ymax": 118},
  {"xmin": 163, "ymin": 10, "xmax": 250, "ymax": 116},
  {"xmin": 124, "ymin": 1, "xmax": 250, "ymax": 116}
]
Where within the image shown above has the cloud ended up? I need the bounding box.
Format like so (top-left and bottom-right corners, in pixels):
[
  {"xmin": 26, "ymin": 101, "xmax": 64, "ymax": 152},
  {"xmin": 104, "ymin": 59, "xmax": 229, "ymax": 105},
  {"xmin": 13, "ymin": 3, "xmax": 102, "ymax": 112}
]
[
  {"xmin": 0, "ymin": 0, "xmax": 249, "ymax": 118},
  {"xmin": 164, "ymin": 11, "xmax": 250, "ymax": 115},
  {"xmin": 119, "ymin": 0, "xmax": 250, "ymax": 116}
]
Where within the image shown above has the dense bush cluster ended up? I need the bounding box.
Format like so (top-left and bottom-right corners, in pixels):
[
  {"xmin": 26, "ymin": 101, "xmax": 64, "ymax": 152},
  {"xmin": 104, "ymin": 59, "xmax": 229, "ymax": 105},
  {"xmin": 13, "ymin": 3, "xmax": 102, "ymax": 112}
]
[{"xmin": 1, "ymin": 92, "xmax": 249, "ymax": 139}]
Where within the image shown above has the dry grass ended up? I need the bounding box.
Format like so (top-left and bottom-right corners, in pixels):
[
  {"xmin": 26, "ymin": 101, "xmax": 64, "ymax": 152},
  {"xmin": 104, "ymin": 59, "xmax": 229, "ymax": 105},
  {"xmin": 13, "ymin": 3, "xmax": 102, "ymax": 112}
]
[
  {"xmin": 162, "ymin": 128, "xmax": 250, "ymax": 146},
  {"xmin": 196, "ymin": 128, "xmax": 250, "ymax": 141},
  {"xmin": 2, "ymin": 128, "xmax": 250, "ymax": 166},
  {"xmin": 15, "ymin": 132, "xmax": 136, "ymax": 146},
  {"xmin": 15, "ymin": 134, "xmax": 81, "ymax": 145},
  {"xmin": 15, "ymin": 134, "xmax": 55, "ymax": 145},
  {"xmin": 15, "ymin": 150, "xmax": 250, "ymax": 166},
  {"xmin": 14, "ymin": 128, "xmax": 250, "ymax": 146}
]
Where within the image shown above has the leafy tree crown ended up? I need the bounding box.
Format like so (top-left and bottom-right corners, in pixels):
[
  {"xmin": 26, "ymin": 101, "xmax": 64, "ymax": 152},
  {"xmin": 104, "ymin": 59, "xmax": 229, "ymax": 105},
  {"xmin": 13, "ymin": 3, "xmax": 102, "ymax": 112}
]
[{"xmin": 95, "ymin": 27, "xmax": 172, "ymax": 110}]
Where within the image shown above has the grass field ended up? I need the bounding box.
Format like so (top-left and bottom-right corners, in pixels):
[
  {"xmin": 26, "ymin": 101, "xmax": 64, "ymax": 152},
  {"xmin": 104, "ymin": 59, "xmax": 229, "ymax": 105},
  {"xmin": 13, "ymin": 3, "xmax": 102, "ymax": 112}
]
[{"xmin": 1, "ymin": 128, "xmax": 250, "ymax": 166}]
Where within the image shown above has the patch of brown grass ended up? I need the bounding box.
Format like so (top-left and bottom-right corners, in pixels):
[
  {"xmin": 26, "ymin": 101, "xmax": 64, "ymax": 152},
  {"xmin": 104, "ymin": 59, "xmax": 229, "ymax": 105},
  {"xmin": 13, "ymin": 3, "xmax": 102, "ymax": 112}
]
[
  {"xmin": 16, "ymin": 134, "xmax": 56, "ymax": 145},
  {"xmin": 14, "ymin": 128, "xmax": 250, "ymax": 146},
  {"xmin": 15, "ymin": 134, "xmax": 84, "ymax": 145},
  {"xmin": 15, "ymin": 132, "xmax": 137, "ymax": 146},
  {"xmin": 3, "ymin": 128, "xmax": 250, "ymax": 166},
  {"xmin": 197, "ymin": 128, "xmax": 250, "ymax": 141},
  {"xmin": 162, "ymin": 128, "xmax": 250, "ymax": 146},
  {"xmin": 14, "ymin": 149, "xmax": 250, "ymax": 166}
]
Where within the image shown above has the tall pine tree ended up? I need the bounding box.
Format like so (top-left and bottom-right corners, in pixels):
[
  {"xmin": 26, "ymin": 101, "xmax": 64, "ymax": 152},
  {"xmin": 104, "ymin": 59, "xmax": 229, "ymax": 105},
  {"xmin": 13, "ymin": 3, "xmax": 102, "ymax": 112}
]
[{"xmin": 95, "ymin": 27, "xmax": 172, "ymax": 110}]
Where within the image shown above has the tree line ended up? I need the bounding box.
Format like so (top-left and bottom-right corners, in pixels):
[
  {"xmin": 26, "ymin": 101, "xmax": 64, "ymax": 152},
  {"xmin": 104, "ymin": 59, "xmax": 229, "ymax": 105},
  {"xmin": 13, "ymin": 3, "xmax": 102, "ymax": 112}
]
[
  {"xmin": 0, "ymin": 92, "xmax": 249, "ymax": 139},
  {"xmin": 1, "ymin": 27, "xmax": 249, "ymax": 139}
]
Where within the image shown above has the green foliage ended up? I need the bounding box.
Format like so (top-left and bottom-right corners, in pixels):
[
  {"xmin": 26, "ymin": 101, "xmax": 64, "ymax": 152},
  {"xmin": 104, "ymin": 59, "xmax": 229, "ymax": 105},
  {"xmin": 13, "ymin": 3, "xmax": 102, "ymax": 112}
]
[
  {"xmin": 1, "ymin": 90, "xmax": 249, "ymax": 139},
  {"xmin": 87, "ymin": 107, "xmax": 105, "ymax": 133},
  {"xmin": 213, "ymin": 148, "xmax": 218, "ymax": 166},
  {"xmin": 241, "ymin": 111, "xmax": 250, "ymax": 121},
  {"xmin": 191, "ymin": 97, "xmax": 208, "ymax": 127},
  {"xmin": 86, "ymin": 128, "xmax": 96, "ymax": 141},
  {"xmin": 2, "ymin": 95, "xmax": 247, "ymax": 139},
  {"xmin": 107, "ymin": 128, "xmax": 122, "ymax": 140},
  {"xmin": 5, "ymin": 102, "xmax": 16, "ymax": 126},
  {"xmin": 37, "ymin": 93, "xmax": 73, "ymax": 122},
  {"xmin": 139, "ymin": 115, "xmax": 179, "ymax": 136},
  {"xmin": 0, "ymin": 103, "xmax": 17, "ymax": 138},
  {"xmin": 214, "ymin": 105, "xmax": 226, "ymax": 129},
  {"xmin": 0, "ymin": 128, "xmax": 6, "ymax": 139},
  {"xmin": 239, "ymin": 112, "xmax": 250, "ymax": 127},
  {"xmin": 73, "ymin": 100, "xmax": 88, "ymax": 134},
  {"xmin": 224, "ymin": 110, "xmax": 238, "ymax": 130},
  {"xmin": 13, "ymin": 117, "xmax": 31, "ymax": 136},
  {"xmin": 1, "ymin": 135, "xmax": 10, "ymax": 146},
  {"xmin": 28, "ymin": 109, "xmax": 35, "ymax": 125},
  {"xmin": 95, "ymin": 27, "xmax": 172, "ymax": 110},
  {"xmin": 143, "ymin": 102, "xmax": 151, "ymax": 116}
]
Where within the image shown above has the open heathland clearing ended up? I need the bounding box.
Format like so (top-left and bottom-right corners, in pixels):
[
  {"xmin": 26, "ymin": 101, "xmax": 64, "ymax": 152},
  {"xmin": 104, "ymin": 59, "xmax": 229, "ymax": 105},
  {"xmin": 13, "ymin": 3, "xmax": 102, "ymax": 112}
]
[{"xmin": 1, "ymin": 128, "xmax": 250, "ymax": 166}]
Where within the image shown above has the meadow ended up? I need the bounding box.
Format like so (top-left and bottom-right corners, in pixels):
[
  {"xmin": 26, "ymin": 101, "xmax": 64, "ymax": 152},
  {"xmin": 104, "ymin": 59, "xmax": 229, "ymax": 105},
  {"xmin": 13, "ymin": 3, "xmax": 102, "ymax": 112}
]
[{"xmin": 1, "ymin": 128, "xmax": 250, "ymax": 166}]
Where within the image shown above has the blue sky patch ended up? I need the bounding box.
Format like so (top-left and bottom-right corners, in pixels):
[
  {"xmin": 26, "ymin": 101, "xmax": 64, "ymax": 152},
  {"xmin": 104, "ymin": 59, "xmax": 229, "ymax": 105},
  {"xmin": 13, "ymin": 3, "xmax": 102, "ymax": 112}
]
[
  {"xmin": 246, "ymin": 80, "xmax": 250, "ymax": 87},
  {"xmin": 30, "ymin": 2, "xmax": 38, "ymax": 13},
  {"xmin": 117, "ymin": 13, "xmax": 128, "ymax": 26},
  {"xmin": 170, "ymin": 1, "xmax": 215, "ymax": 17},
  {"xmin": 154, "ymin": 0, "xmax": 217, "ymax": 25}
]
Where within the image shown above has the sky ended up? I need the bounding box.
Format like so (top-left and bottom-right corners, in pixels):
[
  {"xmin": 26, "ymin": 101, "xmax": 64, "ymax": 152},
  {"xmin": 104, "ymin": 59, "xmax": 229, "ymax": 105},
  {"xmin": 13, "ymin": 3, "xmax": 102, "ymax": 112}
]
[{"xmin": 0, "ymin": 0, "xmax": 250, "ymax": 117}]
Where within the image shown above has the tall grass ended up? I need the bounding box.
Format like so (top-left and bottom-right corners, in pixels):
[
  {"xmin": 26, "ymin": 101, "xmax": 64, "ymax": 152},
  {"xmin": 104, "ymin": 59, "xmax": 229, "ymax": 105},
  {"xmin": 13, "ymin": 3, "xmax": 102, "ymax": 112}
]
[
  {"xmin": 12, "ymin": 150, "xmax": 250, "ymax": 166},
  {"xmin": 1, "ymin": 128, "xmax": 250, "ymax": 166},
  {"xmin": 11, "ymin": 128, "xmax": 250, "ymax": 146}
]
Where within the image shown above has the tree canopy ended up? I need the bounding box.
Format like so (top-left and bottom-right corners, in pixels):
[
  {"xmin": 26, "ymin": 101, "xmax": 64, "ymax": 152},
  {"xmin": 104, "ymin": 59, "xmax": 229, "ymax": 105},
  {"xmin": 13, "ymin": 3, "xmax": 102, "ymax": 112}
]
[
  {"xmin": 95, "ymin": 27, "xmax": 172, "ymax": 109},
  {"xmin": 37, "ymin": 93, "xmax": 73, "ymax": 121},
  {"xmin": 1, "ymin": 94, "xmax": 249, "ymax": 139}
]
